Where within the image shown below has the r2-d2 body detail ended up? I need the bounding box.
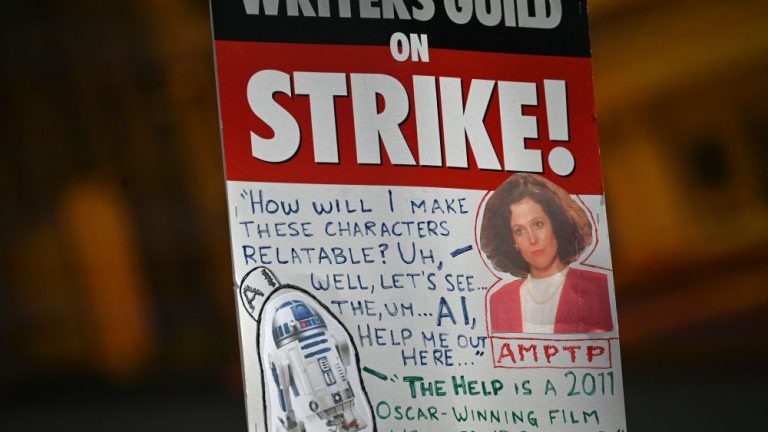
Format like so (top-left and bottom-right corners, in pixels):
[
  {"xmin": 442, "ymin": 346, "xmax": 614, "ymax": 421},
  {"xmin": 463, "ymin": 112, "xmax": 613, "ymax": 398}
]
[{"xmin": 268, "ymin": 299, "xmax": 366, "ymax": 432}]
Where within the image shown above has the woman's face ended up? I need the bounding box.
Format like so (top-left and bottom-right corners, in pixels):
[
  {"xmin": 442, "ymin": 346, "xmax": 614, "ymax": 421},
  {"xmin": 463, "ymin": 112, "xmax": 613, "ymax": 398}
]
[{"xmin": 509, "ymin": 197, "xmax": 565, "ymax": 278}]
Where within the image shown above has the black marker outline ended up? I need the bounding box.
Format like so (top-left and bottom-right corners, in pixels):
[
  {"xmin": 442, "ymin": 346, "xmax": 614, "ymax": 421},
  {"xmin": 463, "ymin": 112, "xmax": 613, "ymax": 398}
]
[{"xmin": 238, "ymin": 267, "xmax": 379, "ymax": 431}]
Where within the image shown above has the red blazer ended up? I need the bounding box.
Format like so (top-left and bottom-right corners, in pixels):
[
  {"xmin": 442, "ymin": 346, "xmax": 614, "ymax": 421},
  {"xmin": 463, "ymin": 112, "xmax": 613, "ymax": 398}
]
[{"xmin": 488, "ymin": 268, "xmax": 613, "ymax": 334}]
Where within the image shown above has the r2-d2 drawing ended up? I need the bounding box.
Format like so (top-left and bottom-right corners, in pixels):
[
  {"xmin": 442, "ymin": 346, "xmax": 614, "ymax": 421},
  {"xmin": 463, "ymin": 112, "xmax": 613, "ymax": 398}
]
[{"xmin": 268, "ymin": 298, "xmax": 367, "ymax": 432}]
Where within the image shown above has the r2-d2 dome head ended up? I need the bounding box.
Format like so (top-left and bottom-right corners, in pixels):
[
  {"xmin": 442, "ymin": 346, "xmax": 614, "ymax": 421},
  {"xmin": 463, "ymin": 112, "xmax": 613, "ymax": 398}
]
[{"xmin": 272, "ymin": 300, "xmax": 326, "ymax": 348}]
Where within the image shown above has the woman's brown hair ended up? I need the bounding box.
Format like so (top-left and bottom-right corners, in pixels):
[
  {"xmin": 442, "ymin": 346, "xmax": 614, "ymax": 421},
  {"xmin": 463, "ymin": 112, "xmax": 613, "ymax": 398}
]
[{"xmin": 480, "ymin": 173, "xmax": 593, "ymax": 278}]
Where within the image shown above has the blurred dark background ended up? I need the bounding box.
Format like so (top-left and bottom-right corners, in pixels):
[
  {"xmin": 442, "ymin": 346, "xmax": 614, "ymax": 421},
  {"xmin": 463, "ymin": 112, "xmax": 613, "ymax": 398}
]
[{"xmin": 1, "ymin": 0, "xmax": 766, "ymax": 430}]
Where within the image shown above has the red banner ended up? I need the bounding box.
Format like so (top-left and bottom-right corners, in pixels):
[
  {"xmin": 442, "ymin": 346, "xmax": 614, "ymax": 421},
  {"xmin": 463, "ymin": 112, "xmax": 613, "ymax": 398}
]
[{"xmin": 217, "ymin": 41, "xmax": 604, "ymax": 194}]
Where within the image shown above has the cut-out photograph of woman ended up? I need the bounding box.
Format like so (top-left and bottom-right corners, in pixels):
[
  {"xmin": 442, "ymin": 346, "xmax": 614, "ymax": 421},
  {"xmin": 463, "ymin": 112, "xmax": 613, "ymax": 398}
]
[{"xmin": 480, "ymin": 173, "xmax": 614, "ymax": 334}]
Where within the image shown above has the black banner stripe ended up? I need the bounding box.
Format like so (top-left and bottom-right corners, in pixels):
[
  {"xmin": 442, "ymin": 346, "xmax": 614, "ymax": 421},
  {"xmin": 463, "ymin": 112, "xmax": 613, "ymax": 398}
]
[{"xmin": 211, "ymin": 0, "xmax": 592, "ymax": 57}]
